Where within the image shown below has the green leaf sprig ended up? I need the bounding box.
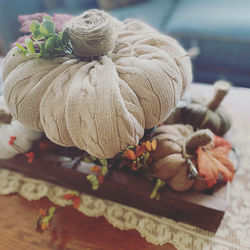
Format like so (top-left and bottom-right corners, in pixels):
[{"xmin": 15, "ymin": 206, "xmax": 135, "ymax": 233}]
[
  {"xmin": 86, "ymin": 158, "xmax": 109, "ymax": 191},
  {"xmin": 150, "ymin": 178, "xmax": 165, "ymax": 200},
  {"xmin": 16, "ymin": 15, "xmax": 72, "ymax": 59}
]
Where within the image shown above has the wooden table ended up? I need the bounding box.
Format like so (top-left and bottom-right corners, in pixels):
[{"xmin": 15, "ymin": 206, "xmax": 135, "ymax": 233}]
[
  {"xmin": 0, "ymin": 195, "xmax": 176, "ymax": 250},
  {"xmin": 0, "ymin": 76, "xmax": 250, "ymax": 249}
]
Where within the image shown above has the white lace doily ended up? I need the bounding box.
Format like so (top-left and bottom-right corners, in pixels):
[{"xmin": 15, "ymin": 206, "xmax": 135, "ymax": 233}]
[{"xmin": 1, "ymin": 85, "xmax": 250, "ymax": 250}]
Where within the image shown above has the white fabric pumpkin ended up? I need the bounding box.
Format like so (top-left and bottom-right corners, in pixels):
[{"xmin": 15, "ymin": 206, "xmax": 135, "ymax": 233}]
[
  {"xmin": 0, "ymin": 95, "xmax": 42, "ymax": 159},
  {"xmin": 2, "ymin": 10, "xmax": 192, "ymax": 158}
]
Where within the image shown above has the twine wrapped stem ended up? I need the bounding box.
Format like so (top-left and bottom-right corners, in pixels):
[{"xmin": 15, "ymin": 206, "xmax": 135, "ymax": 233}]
[
  {"xmin": 185, "ymin": 129, "xmax": 214, "ymax": 155},
  {"xmin": 65, "ymin": 9, "xmax": 117, "ymax": 58},
  {"xmin": 207, "ymin": 80, "xmax": 231, "ymax": 111}
]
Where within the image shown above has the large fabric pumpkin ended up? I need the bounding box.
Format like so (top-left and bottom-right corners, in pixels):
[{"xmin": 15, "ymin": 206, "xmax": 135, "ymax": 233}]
[{"xmin": 2, "ymin": 10, "xmax": 192, "ymax": 158}]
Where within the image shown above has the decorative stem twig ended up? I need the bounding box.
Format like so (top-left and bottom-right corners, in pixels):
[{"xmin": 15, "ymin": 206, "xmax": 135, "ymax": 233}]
[{"xmin": 207, "ymin": 80, "xmax": 231, "ymax": 111}]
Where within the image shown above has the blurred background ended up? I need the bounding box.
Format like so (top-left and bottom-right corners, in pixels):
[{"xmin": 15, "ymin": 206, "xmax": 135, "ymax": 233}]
[{"xmin": 1, "ymin": 0, "xmax": 250, "ymax": 87}]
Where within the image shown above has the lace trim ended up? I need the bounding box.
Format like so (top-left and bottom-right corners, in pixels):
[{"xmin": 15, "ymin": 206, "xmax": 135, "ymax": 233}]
[{"xmin": 0, "ymin": 114, "xmax": 250, "ymax": 249}]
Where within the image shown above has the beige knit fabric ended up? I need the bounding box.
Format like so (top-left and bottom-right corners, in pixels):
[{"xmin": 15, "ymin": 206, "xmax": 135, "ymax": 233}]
[{"xmin": 2, "ymin": 10, "xmax": 192, "ymax": 158}]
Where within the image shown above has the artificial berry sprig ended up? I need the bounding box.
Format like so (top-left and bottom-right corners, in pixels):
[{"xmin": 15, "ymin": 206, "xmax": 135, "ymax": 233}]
[
  {"xmin": 122, "ymin": 139, "xmax": 157, "ymax": 171},
  {"xmin": 63, "ymin": 191, "xmax": 81, "ymax": 209},
  {"xmin": 8, "ymin": 136, "xmax": 17, "ymax": 146},
  {"xmin": 86, "ymin": 159, "xmax": 108, "ymax": 190},
  {"xmin": 37, "ymin": 191, "xmax": 81, "ymax": 232},
  {"xmin": 37, "ymin": 206, "xmax": 56, "ymax": 232},
  {"xmin": 25, "ymin": 152, "xmax": 35, "ymax": 163},
  {"xmin": 8, "ymin": 135, "xmax": 35, "ymax": 163},
  {"xmin": 85, "ymin": 140, "xmax": 157, "ymax": 190}
]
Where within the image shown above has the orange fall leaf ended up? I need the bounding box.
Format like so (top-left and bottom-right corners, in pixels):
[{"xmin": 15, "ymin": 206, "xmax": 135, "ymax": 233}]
[
  {"xmin": 214, "ymin": 135, "xmax": 232, "ymax": 151},
  {"xmin": 145, "ymin": 141, "xmax": 152, "ymax": 152},
  {"xmin": 196, "ymin": 139, "xmax": 234, "ymax": 189},
  {"xmin": 197, "ymin": 147, "xmax": 218, "ymax": 188},
  {"xmin": 210, "ymin": 148, "xmax": 235, "ymax": 173},
  {"xmin": 151, "ymin": 139, "xmax": 157, "ymax": 150}
]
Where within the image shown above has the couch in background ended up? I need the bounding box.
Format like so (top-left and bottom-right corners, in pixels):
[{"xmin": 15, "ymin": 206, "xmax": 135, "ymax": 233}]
[{"xmin": 1, "ymin": 0, "xmax": 250, "ymax": 87}]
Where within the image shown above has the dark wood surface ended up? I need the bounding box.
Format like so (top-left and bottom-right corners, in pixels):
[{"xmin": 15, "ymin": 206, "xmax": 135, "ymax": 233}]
[{"xmin": 0, "ymin": 150, "xmax": 227, "ymax": 232}]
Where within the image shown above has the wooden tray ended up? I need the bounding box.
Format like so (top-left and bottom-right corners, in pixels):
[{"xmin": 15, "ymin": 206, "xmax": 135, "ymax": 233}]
[{"xmin": 0, "ymin": 143, "xmax": 227, "ymax": 232}]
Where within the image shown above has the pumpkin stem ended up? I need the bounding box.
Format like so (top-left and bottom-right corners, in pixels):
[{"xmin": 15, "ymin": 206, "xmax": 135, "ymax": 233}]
[
  {"xmin": 207, "ymin": 80, "xmax": 231, "ymax": 111},
  {"xmin": 65, "ymin": 9, "xmax": 117, "ymax": 58},
  {"xmin": 185, "ymin": 129, "xmax": 213, "ymax": 155}
]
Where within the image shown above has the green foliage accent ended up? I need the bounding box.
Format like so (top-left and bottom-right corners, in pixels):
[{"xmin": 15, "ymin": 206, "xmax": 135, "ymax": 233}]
[
  {"xmin": 99, "ymin": 158, "xmax": 109, "ymax": 176},
  {"xmin": 82, "ymin": 156, "xmax": 92, "ymax": 163},
  {"xmin": 150, "ymin": 178, "xmax": 165, "ymax": 200},
  {"xmin": 16, "ymin": 15, "xmax": 72, "ymax": 59},
  {"xmin": 101, "ymin": 165, "xmax": 108, "ymax": 176},
  {"xmin": 30, "ymin": 20, "xmax": 40, "ymax": 34},
  {"xmin": 45, "ymin": 37, "xmax": 56, "ymax": 51},
  {"xmin": 25, "ymin": 38, "xmax": 35, "ymax": 54},
  {"xmin": 40, "ymin": 21, "xmax": 55, "ymax": 37},
  {"xmin": 87, "ymin": 174, "xmax": 100, "ymax": 190},
  {"xmin": 16, "ymin": 43, "xmax": 25, "ymax": 52},
  {"xmin": 42, "ymin": 206, "xmax": 56, "ymax": 224},
  {"xmin": 43, "ymin": 15, "xmax": 52, "ymax": 22},
  {"xmin": 48, "ymin": 206, "xmax": 56, "ymax": 215},
  {"xmin": 99, "ymin": 158, "xmax": 108, "ymax": 166}
]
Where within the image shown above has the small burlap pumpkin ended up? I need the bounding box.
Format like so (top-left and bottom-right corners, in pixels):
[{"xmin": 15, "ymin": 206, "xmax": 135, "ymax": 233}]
[
  {"xmin": 2, "ymin": 9, "xmax": 192, "ymax": 158},
  {"xmin": 150, "ymin": 125, "xmax": 214, "ymax": 192}
]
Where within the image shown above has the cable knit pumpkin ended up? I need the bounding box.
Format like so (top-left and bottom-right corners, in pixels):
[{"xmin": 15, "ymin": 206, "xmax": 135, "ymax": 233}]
[{"xmin": 2, "ymin": 9, "xmax": 192, "ymax": 158}]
